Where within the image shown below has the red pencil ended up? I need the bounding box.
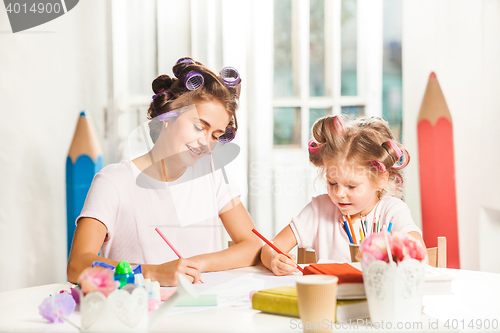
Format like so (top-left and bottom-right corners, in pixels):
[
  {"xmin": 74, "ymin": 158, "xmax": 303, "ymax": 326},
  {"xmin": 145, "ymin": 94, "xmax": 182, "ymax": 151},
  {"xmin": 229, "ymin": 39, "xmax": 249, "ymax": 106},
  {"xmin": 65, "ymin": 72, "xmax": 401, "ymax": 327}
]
[
  {"xmin": 417, "ymin": 72, "xmax": 460, "ymax": 268},
  {"xmin": 252, "ymin": 228, "xmax": 304, "ymax": 273}
]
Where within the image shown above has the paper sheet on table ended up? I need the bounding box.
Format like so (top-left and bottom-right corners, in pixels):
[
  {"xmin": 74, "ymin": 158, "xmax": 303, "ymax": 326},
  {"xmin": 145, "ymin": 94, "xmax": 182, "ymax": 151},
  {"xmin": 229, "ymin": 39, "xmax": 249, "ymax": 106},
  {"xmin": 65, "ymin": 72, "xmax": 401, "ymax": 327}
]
[{"xmin": 161, "ymin": 269, "xmax": 300, "ymax": 315}]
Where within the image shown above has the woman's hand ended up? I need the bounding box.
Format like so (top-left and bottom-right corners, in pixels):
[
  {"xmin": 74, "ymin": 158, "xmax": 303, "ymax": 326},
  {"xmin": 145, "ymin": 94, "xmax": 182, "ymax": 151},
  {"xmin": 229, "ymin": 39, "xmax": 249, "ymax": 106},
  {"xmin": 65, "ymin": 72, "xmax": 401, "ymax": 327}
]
[
  {"xmin": 147, "ymin": 258, "xmax": 202, "ymax": 287},
  {"xmin": 270, "ymin": 253, "xmax": 299, "ymax": 276}
]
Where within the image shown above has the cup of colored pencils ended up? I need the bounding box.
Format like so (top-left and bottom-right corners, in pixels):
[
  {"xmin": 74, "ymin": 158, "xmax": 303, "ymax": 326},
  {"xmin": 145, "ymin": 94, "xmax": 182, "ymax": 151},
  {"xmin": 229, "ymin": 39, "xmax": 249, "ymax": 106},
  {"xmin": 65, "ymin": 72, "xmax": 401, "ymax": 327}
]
[{"xmin": 349, "ymin": 243, "xmax": 360, "ymax": 262}]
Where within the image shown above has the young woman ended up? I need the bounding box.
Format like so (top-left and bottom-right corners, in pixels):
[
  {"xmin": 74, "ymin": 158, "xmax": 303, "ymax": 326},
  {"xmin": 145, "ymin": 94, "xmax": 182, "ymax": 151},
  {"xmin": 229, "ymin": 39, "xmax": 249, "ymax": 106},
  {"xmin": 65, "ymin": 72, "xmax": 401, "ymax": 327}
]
[{"xmin": 67, "ymin": 58, "xmax": 262, "ymax": 286}]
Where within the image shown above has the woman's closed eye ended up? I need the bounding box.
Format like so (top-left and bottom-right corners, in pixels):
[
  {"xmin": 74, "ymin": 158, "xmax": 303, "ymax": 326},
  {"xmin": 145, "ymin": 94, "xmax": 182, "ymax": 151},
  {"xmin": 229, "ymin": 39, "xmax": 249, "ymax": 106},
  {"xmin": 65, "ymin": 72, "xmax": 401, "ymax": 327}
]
[{"xmin": 194, "ymin": 124, "xmax": 221, "ymax": 141}]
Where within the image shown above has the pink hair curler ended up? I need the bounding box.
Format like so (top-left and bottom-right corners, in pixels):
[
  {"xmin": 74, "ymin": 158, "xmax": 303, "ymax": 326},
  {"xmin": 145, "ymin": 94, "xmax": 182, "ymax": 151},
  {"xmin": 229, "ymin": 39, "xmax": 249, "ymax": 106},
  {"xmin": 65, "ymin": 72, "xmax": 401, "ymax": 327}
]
[
  {"xmin": 308, "ymin": 138, "xmax": 320, "ymax": 152},
  {"xmin": 386, "ymin": 141, "xmax": 409, "ymax": 170},
  {"xmin": 333, "ymin": 115, "xmax": 347, "ymax": 135},
  {"xmin": 371, "ymin": 160, "xmax": 387, "ymax": 173},
  {"xmin": 393, "ymin": 174, "xmax": 403, "ymax": 188}
]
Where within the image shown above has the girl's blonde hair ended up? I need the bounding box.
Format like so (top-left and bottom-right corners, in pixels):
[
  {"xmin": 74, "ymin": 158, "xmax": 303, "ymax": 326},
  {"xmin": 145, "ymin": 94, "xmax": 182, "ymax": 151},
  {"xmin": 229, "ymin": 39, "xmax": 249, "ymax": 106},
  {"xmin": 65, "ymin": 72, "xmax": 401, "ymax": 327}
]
[{"xmin": 308, "ymin": 115, "xmax": 409, "ymax": 199}]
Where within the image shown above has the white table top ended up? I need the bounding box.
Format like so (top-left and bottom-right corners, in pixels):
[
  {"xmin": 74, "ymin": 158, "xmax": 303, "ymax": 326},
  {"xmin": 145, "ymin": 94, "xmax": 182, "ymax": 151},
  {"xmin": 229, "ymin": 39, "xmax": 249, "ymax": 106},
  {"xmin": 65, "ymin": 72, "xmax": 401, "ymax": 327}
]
[{"xmin": 0, "ymin": 265, "xmax": 499, "ymax": 332}]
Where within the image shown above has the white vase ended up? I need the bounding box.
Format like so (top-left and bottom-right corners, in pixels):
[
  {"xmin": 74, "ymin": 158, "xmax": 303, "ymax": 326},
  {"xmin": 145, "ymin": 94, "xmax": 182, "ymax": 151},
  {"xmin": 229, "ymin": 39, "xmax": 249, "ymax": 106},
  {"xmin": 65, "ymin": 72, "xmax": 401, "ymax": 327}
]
[{"xmin": 361, "ymin": 259, "xmax": 426, "ymax": 323}]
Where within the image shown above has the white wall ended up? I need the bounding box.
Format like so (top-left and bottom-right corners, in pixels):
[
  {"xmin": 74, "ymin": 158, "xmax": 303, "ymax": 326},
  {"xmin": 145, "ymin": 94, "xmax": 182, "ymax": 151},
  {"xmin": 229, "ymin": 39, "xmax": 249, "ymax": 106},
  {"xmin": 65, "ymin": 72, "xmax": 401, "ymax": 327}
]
[
  {"xmin": 402, "ymin": 0, "xmax": 500, "ymax": 271},
  {"xmin": 0, "ymin": 0, "xmax": 108, "ymax": 291}
]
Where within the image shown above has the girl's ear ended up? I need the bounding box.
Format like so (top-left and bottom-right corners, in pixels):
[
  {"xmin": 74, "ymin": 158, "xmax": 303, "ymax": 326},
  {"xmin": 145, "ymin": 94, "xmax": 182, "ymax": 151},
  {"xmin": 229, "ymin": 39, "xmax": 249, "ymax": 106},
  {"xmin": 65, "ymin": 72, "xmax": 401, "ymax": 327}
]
[{"xmin": 377, "ymin": 171, "xmax": 389, "ymax": 190}]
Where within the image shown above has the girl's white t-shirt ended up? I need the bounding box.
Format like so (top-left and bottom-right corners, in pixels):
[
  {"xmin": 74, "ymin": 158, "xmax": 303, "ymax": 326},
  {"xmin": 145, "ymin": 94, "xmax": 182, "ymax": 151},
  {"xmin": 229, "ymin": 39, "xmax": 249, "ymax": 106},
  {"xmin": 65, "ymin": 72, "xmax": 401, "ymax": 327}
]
[
  {"xmin": 77, "ymin": 155, "xmax": 240, "ymax": 265},
  {"xmin": 289, "ymin": 194, "xmax": 422, "ymax": 262}
]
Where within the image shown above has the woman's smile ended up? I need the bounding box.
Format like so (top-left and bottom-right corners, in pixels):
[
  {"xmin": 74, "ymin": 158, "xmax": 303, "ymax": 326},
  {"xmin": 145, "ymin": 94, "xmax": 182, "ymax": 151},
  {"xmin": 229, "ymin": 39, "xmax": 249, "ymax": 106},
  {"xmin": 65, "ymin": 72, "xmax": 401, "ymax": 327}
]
[{"xmin": 186, "ymin": 144, "xmax": 204, "ymax": 157}]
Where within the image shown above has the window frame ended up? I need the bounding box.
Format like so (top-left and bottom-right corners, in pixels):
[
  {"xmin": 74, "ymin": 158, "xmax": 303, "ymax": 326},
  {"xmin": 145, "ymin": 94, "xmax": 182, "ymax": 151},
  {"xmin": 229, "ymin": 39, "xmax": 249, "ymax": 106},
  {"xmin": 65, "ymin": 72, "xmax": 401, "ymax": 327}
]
[{"xmin": 272, "ymin": 0, "xmax": 383, "ymax": 149}]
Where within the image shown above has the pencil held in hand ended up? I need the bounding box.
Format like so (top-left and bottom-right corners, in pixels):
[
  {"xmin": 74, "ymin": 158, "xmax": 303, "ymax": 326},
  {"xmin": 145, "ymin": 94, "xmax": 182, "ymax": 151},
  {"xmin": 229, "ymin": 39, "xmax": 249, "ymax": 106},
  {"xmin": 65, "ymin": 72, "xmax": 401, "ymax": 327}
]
[{"xmin": 251, "ymin": 229, "xmax": 304, "ymax": 273}]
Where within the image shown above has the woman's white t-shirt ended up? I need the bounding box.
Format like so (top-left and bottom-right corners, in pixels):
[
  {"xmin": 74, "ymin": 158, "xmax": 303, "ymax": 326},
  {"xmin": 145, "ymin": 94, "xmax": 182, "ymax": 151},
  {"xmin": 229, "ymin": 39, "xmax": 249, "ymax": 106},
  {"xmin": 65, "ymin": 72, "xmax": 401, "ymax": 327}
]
[
  {"xmin": 77, "ymin": 155, "xmax": 240, "ymax": 264},
  {"xmin": 289, "ymin": 194, "xmax": 422, "ymax": 262}
]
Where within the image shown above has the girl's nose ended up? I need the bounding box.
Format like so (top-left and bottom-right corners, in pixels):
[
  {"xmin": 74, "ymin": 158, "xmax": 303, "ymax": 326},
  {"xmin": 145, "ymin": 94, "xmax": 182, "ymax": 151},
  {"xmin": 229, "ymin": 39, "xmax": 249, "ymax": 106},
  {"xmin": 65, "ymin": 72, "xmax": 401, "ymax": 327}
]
[{"xmin": 335, "ymin": 186, "xmax": 347, "ymax": 198}]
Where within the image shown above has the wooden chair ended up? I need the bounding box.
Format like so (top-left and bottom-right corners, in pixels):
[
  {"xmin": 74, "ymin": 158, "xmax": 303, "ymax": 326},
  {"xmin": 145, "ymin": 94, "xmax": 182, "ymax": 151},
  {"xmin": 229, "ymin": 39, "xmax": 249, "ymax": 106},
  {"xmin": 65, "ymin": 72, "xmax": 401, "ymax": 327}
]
[
  {"xmin": 426, "ymin": 236, "xmax": 447, "ymax": 268},
  {"xmin": 297, "ymin": 247, "xmax": 317, "ymax": 264},
  {"xmin": 298, "ymin": 236, "xmax": 447, "ymax": 268}
]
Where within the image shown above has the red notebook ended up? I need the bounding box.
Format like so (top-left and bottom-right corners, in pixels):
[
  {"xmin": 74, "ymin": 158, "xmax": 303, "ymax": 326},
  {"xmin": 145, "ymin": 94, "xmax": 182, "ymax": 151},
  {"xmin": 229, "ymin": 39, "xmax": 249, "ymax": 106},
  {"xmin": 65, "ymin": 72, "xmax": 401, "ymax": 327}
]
[{"xmin": 304, "ymin": 263, "xmax": 365, "ymax": 299}]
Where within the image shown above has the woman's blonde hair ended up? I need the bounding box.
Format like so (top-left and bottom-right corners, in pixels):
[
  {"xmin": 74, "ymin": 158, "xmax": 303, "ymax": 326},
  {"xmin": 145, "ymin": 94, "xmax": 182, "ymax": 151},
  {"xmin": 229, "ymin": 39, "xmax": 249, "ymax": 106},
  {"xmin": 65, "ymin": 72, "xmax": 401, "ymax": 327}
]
[{"xmin": 308, "ymin": 116, "xmax": 409, "ymax": 199}]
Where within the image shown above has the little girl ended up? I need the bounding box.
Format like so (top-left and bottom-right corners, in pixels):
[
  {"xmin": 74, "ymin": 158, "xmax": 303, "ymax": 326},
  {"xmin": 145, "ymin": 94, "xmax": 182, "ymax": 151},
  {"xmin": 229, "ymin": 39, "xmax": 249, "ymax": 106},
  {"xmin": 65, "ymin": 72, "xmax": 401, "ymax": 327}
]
[{"xmin": 261, "ymin": 115, "xmax": 425, "ymax": 275}]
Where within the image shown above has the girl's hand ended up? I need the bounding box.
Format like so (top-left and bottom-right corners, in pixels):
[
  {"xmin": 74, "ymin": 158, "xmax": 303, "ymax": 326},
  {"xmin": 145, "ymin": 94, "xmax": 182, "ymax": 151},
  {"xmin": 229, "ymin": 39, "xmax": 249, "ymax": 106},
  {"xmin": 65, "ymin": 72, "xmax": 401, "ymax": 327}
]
[
  {"xmin": 152, "ymin": 259, "xmax": 202, "ymax": 286},
  {"xmin": 270, "ymin": 253, "xmax": 299, "ymax": 276}
]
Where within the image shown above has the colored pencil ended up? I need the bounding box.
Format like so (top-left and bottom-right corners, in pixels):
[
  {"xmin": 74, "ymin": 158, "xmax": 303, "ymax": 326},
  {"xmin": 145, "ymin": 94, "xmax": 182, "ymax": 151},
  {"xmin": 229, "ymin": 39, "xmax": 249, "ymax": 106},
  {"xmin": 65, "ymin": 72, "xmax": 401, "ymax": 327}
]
[
  {"xmin": 359, "ymin": 226, "xmax": 364, "ymax": 241},
  {"xmin": 251, "ymin": 229, "xmax": 304, "ymax": 273},
  {"xmin": 155, "ymin": 227, "xmax": 204, "ymax": 283},
  {"xmin": 387, "ymin": 216, "xmax": 394, "ymax": 233},
  {"xmin": 360, "ymin": 215, "xmax": 367, "ymax": 238},
  {"xmin": 343, "ymin": 220, "xmax": 354, "ymax": 244},
  {"xmin": 155, "ymin": 227, "xmax": 183, "ymax": 258},
  {"xmin": 417, "ymin": 72, "xmax": 460, "ymax": 268},
  {"xmin": 66, "ymin": 111, "xmax": 103, "ymax": 257},
  {"xmin": 346, "ymin": 214, "xmax": 357, "ymax": 244}
]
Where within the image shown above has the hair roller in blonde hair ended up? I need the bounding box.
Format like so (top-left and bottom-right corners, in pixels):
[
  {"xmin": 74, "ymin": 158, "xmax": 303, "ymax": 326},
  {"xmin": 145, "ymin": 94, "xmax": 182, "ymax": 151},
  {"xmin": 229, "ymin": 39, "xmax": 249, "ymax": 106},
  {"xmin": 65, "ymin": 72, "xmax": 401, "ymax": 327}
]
[
  {"xmin": 371, "ymin": 160, "xmax": 387, "ymax": 173},
  {"xmin": 332, "ymin": 115, "xmax": 347, "ymax": 135},
  {"xmin": 384, "ymin": 140, "xmax": 409, "ymax": 170},
  {"xmin": 308, "ymin": 138, "xmax": 320, "ymax": 153}
]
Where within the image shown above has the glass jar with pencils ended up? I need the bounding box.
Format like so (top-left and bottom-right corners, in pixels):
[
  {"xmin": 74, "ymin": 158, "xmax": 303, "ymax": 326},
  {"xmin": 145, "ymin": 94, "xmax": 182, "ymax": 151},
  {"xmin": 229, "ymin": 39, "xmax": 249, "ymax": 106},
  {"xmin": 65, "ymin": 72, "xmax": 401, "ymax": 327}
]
[{"xmin": 359, "ymin": 231, "xmax": 427, "ymax": 323}]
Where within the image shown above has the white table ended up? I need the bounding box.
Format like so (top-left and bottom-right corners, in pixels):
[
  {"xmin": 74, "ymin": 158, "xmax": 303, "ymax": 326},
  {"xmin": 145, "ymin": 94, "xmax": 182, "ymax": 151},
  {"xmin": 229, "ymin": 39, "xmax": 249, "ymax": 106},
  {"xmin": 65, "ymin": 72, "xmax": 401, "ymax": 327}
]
[{"xmin": 0, "ymin": 265, "xmax": 499, "ymax": 332}]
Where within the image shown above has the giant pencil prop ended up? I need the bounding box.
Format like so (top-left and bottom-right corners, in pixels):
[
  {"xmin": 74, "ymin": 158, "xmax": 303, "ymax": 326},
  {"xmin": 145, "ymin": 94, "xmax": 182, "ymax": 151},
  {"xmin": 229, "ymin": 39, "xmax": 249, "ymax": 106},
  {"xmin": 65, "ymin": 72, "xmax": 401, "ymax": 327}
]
[
  {"xmin": 417, "ymin": 72, "xmax": 459, "ymax": 268},
  {"xmin": 66, "ymin": 111, "xmax": 104, "ymax": 257}
]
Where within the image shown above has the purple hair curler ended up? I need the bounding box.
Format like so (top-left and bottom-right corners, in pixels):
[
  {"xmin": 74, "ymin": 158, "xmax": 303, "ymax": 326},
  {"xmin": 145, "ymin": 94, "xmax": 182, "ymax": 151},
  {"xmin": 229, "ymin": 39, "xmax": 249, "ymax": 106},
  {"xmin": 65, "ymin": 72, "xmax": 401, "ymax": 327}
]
[
  {"xmin": 176, "ymin": 57, "xmax": 195, "ymax": 66},
  {"xmin": 219, "ymin": 67, "xmax": 240, "ymax": 86},
  {"xmin": 152, "ymin": 90, "xmax": 169, "ymax": 100},
  {"xmin": 184, "ymin": 71, "xmax": 204, "ymax": 91},
  {"xmin": 157, "ymin": 111, "xmax": 179, "ymax": 121},
  {"xmin": 218, "ymin": 128, "xmax": 235, "ymax": 143},
  {"xmin": 173, "ymin": 58, "xmax": 196, "ymax": 77}
]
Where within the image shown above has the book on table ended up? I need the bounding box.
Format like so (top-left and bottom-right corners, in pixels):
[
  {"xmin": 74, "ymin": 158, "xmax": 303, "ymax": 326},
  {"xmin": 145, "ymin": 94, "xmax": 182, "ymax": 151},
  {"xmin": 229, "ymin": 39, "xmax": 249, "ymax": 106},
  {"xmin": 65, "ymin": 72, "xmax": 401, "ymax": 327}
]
[
  {"xmin": 251, "ymin": 286, "xmax": 369, "ymax": 322},
  {"xmin": 305, "ymin": 261, "xmax": 453, "ymax": 297},
  {"xmin": 303, "ymin": 263, "xmax": 365, "ymax": 300}
]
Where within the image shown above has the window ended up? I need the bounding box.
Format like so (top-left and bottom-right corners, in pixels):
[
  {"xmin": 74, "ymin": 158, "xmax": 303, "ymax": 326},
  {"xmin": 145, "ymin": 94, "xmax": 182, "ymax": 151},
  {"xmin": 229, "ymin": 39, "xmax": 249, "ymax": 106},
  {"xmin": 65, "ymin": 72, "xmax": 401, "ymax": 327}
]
[{"xmin": 273, "ymin": 0, "xmax": 366, "ymax": 148}]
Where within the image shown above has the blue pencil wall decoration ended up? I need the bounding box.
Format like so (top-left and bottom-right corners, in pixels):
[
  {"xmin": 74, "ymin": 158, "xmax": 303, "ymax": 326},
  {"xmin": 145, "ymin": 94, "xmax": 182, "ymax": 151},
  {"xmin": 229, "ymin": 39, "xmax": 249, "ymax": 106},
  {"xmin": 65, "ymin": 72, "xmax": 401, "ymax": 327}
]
[{"xmin": 66, "ymin": 111, "xmax": 104, "ymax": 257}]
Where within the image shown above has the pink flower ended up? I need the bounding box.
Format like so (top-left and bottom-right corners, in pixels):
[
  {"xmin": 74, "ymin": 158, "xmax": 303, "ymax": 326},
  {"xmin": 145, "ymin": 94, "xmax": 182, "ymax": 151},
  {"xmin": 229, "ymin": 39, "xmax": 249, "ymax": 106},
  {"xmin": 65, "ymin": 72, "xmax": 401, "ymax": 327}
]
[
  {"xmin": 359, "ymin": 232, "xmax": 426, "ymax": 265},
  {"xmin": 360, "ymin": 233, "xmax": 389, "ymax": 264},
  {"xmin": 77, "ymin": 267, "xmax": 118, "ymax": 296}
]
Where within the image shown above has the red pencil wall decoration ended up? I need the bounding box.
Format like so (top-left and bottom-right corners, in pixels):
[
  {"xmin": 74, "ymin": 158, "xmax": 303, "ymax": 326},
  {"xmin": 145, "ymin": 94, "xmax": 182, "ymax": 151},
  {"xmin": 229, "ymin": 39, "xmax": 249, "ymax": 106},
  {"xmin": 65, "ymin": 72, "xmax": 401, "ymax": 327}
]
[{"xmin": 417, "ymin": 72, "xmax": 460, "ymax": 269}]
